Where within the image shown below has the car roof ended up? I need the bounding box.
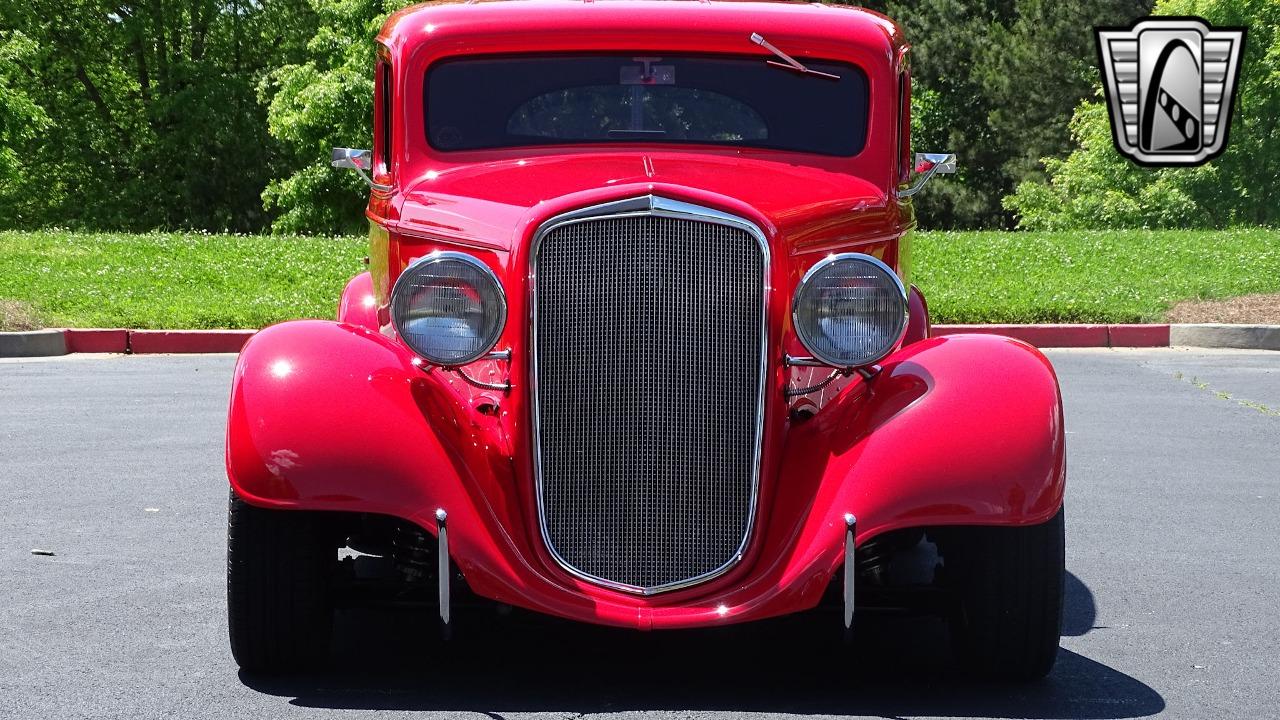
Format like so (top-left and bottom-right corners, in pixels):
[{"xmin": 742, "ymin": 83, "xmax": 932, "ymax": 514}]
[{"xmin": 379, "ymin": 0, "xmax": 903, "ymax": 62}]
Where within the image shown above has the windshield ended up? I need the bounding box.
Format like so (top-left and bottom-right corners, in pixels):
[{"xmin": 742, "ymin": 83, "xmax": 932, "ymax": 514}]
[{"xmin": 425, "ymin": 55, "xmax": 868, "ymax": 156}]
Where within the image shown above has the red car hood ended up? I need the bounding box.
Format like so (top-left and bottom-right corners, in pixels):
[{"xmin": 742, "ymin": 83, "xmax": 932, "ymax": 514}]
[{"xmin": 395, "ymin": 151, "xmax": 897, "ymax": 251}]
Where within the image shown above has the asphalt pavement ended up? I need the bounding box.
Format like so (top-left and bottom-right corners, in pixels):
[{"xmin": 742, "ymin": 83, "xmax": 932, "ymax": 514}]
[{"xmin": 1, "ymin": 347, "xmax": 1277, "ymax": 720}]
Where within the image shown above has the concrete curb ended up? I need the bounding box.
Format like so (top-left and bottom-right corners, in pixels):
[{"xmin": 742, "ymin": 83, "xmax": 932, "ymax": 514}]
[
  {"xmin": 1170, "ymin": 323, "xmax": 1280, "ymax": 351},
  {"xmin": 0, "ymin": 329, "xmax": 68, "ymax": 357},
  {"xmin": 2, "ymin": 324, "xmax": 1278, "ymax": 358}
]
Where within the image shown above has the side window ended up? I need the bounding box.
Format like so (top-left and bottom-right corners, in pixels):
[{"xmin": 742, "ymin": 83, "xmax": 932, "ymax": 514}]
[
  {"xmin": 898, "ymin": 70, "xmax": 912, "ymax": 184},
  {"xmin": 375, "ymin": 56, "xmax": 393, "ymax": 177}
]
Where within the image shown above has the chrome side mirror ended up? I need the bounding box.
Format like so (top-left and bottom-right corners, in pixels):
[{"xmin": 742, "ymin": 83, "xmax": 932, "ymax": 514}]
[
  {"xmin": 898, "ymin": 152, "xmax": 956, "ymax": 199},
  {"xmin": 331, "ymin": 147, "xmax": 391, "ymax": 192}
]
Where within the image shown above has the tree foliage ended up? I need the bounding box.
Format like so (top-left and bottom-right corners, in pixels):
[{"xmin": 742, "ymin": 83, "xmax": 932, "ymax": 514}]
[
  {"xmin": 1006, "ymin": 0, "xmax": 1280, "ymax": 229},
  {"xmin": 0, "ymin": 32, "xmax": 49, "ymax": 193},
  {"xmin": 261, "ymin": 0, "xmax": 414, "ymax": 234},
  {"xmin": 858, "ymin": 0, "xmax": 1153, "ymax": 228},
  {"xmin": 3, "ymin": 0, "xmax": 1273, "ymax": 234},
  {"xmin": 0, "ymin": 0, "xmax": 317, "ymax": 231}
]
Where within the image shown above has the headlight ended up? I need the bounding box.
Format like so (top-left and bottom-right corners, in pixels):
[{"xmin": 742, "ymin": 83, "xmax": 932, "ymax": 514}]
[
  {"xmin": 792, "ymin": 253, "xmax": 908, "ymax": 367},
  {"xmin": 390, "ymin": 251, "xmax": 507, "ymax": 365}
]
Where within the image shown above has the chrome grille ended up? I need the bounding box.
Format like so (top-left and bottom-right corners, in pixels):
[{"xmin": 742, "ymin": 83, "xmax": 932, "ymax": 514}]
[{"xmin": 532, "ymin": 198, "xmax": 767, "ymax": 593}]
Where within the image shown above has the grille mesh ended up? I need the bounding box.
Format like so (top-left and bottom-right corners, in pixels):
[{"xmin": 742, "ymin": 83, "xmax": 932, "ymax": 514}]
[{"xmin": 533, "ymin": 213, "xmax": 765, "ymax": 591}]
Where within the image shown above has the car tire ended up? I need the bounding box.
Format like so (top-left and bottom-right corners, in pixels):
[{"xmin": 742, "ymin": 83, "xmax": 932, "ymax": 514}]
[
  {"xmin": 945, "ymin": 506, "xmax": 1065, "ymax": 681},
  {"xmin": 226, "ymin": 490, "xmax": 335, "ymax": 672}
]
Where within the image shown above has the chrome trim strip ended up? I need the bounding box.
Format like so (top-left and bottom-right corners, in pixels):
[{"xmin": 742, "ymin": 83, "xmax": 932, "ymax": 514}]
[{"xmin": 528, "ymin": 194, "xmax": 771, "ymax": 596}]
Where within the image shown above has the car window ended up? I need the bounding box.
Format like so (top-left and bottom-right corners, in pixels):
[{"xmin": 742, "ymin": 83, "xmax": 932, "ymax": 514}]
[
  {"xmin": 508, "ymin": 86, "xmax": 767, "ymax": 144},
  {"xmin": 426, "ymin": 55, "xmax": 868, "ymax": 156},
  {"xmin": 377, "ymin": 59, "xmax": 392, "ymax": 171}
]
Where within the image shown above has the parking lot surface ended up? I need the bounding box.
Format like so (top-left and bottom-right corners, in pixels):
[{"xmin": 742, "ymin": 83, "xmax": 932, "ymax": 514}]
[{"xmin": 1, "ymin": 347, "xmax": 1277, "ymax": 719}]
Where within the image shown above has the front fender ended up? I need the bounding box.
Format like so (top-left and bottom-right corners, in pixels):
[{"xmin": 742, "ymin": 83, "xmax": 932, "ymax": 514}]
[
  {"xmin": 226, "ymin": 320, "xmax": 531, "ymax": 602},
  {"xmin": 336, "ymin": 272, "xmax": 379, "ymax": 330},
  {"xmin": 780, "ymin": 333, "xmax": 1066, "ymax": 579}
]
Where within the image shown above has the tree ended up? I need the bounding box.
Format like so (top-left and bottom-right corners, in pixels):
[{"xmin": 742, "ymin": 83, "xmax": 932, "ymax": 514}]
[
  {"xmin": 0, "ymin": 31, "xmax": 50, "ymax": 222},
  {"xmin": 0, "ymin": 0, "xmax": 317, "ymax": 231},
  {"xmin": 1006, "ymin": 0, "xmax": 1280, "ymax": 229},
  {"xmin": 260, "ymin": 0, "xmax": 414, "ymax": 234},
  {"xmin": 858, "ymin": 0, "xmax": 1153, "ymax": 228}
]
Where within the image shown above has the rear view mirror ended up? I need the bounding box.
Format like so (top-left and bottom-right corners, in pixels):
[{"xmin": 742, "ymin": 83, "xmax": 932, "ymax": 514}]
[
  {"xmin": 331, "ymin": 147, "xmax": 372, "ymax": 171},
  {"xmin": 331, "ymin": 147, "xmax": 390, "ymax": 192},
  {"xmin": 899, "ymin": 152, "xmax": 957, "ymax": 198}
]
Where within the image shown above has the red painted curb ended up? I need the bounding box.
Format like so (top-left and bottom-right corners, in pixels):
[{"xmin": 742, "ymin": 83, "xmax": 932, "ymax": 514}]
[
  {"xmin": 65, "ymin": 328, "xmax": 129, "ymax": 354},
  {"xmin": 127, "ymin": 329, "xmax": 256, "ymax": 354},
  {"xmin": 18, "ymin": 324, "xmax": 1179, "ymax": 356},
  {"xmin": 931, "ymin": 324, "xmax": 1110, "ymax": 348},
  {"xmin": 1107, "ymin": 324, "xmax": 1170, "ymax": 347}
]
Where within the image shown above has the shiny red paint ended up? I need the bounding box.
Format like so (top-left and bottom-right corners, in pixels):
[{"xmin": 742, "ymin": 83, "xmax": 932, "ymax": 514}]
[
  {"xmin": 226, "ymin": 0, "xmax": 1066, "ymax": 629},
  {"xmin": 228, "ymin": 326, "xmax": 1064, "ymax": 629},
  {"xmin": 903, "ymin": 285, "xmax": 931, "ymax": 346},
  {"xmin": 337, "ymin": 271, "xmax": 379, "ymax": 331}
]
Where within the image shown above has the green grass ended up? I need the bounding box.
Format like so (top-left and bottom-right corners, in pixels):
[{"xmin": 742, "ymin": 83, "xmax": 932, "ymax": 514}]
[
  {"xmin": 0, "ymin": 231, "xmax": 364, "ymax": 329},
  {"xmin": 1, "ymin": 228, "xmax": 1277, "ymax": 329},
  {"xmin": 912, "ymin": 229, "xmax": 1280, "ymax": 324}
]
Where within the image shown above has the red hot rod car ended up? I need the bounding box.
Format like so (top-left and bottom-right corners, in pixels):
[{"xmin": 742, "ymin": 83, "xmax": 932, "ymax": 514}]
[{"xmin": 225, "ymin": 0, "xmax": 1066, "ymax": 679}]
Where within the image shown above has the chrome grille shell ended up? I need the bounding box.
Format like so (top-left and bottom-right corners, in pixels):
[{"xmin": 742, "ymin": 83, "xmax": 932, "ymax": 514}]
[{"xmin": 529, "ymin": 195, "xmax": 769, "ymax": 595}]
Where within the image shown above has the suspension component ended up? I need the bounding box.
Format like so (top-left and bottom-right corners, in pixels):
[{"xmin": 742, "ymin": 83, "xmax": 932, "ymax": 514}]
[{"xmin": 391, "ymin": 523, "xmax": 434, "ymax": 584}]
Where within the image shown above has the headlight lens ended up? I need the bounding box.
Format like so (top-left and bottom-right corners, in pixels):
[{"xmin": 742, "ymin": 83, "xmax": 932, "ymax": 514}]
[
  {"xmin": 391, "ymin": 251, "xmax": 507, "ymax": 365},
  {"xmin": 792, "ymin": 253, "xmax": 908, "ymax": 367}
]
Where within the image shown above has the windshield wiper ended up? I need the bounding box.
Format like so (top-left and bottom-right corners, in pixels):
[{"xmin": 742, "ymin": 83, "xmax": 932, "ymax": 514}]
[{"xmin": 749, "ymin": 33, "xmax": 841, "ymax": 81}]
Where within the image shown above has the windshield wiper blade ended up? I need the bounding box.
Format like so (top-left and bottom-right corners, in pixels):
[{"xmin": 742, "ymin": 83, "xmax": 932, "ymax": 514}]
[{"xmin": 750, "ymin": 33, "xmax": 841, "ymax": 81}]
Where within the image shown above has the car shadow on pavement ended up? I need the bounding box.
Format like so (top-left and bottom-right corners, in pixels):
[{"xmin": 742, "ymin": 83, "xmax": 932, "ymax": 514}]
[{"xmin": 241, "ymin": 572, "xmax": 1163, "ymax": 719}]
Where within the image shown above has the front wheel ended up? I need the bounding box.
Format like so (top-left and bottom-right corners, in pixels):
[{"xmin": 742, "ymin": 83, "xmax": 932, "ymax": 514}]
[
  {"xmin": 943, "ymin": 507, "xmax": 1065, "ymax": 681},
  {"xmin": 227, "ymin": 490, "xmax": 336, "ymax": 672}
]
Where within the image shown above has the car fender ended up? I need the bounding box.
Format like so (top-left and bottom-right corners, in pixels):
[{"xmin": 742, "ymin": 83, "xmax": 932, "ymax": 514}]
[
  {"xmin": 778, "ymin": 333, "xmax": 1066, "ymax": 580},
  {"xmin": 225, "ymin": 320, "xmax": 534, "ymax": 597},
  {"xmin": 903, "ymin": 284, "xmax": 930, "ymax": 346},
  {"xmin": 337, "ymin": 272, "xmax": 379, "ymax": 330}
]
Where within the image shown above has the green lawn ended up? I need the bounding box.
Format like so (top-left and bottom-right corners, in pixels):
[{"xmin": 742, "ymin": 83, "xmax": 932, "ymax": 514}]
[
  {"xmin": 0, "ymin": 231, "xmax": 364, "ymax": 329},
  {"xmin": 911, "ymin": 228, "xmax": 1280, "ymax": 324},
  {"xmin": 1, "ymin": 228, "xmax": 1277, "ymax": 329}
]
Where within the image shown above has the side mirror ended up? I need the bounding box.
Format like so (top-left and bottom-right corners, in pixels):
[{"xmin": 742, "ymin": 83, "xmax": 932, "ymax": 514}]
[
  {"xmin": 898, "ymin": 152, "xmax": 956, "ymax": 199},
  {"xmin": 331, "ymin": 147, "xmax": 391, "ymax": 192}
]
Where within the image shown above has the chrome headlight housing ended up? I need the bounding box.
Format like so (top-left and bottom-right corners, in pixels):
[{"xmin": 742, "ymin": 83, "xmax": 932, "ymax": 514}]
[
  {"xmin": 792, "ymin": 253, "xmax": 908, "ymax": 368},
  {"xmin": 390, "ymin": 251, "xmax": 507, "ymax": 365}
]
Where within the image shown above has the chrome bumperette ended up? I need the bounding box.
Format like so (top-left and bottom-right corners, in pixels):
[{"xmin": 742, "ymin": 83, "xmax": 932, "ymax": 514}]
[
  {"xmin": 529, "ymin": 195, "xmax": 770, "ymax": 595},
  {"xmin": 435, "ymin": 508, "xmax": 450, "ymax": 634},
  {"xmin": 843, "ymin": 513, "xmax": 857, "ymax": 632}
]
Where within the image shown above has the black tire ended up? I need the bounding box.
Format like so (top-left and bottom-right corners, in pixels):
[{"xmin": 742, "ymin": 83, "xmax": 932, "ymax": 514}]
[
  {"xmin": 944, "ymin": 507, "xmax": 1065, "ymax": 681},
  {"xmin": 227, "ymin": 490, "xmax": 335, "ymax": 672}
]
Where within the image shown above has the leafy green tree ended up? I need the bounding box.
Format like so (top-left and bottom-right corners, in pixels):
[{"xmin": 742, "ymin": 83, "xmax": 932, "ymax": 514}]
[
  {"xmin": 261, "ymin": 0, "xmax": 414, "ymax": 234},
  {"xmin": 1006, "ymin": 0, "xmax": 1280, "ymax": 229},
  {"xmin": 0, "ymin": 31, "xmax": 50, "ymax": 220},
  {"xmin": 858, "ymin": 0, "xmax": 1152, "ymax": 228},
  {"xmin": 0, "ymin": 0, "xmax": 317, "ymax": 231}
]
